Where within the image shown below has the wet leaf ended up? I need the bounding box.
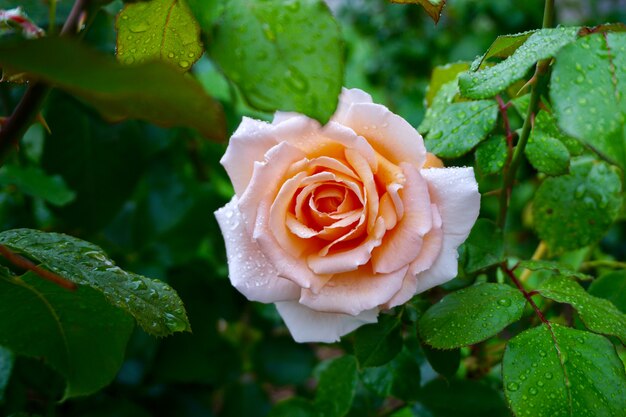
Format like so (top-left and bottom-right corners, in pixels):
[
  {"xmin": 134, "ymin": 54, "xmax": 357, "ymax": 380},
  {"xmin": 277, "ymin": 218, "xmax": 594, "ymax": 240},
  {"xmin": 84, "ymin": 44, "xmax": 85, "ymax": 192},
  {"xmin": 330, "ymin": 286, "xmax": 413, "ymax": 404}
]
[
  {"xmin": 463, "ymin": 218, "xmax": 504, "ymax": 273},
  {"xmin": 419, "ymin": 283, "xmax": 526, "ymax": 349},
  {"xmin": 551, "ymin": 32, "xmax": 626, "ymax": 171},
  {"xmin": 478, "ymin": 30, "xmax": 535, "ymax": 67},
  {"xmin": 517, "ymin": 260, "xmax": 593, "ymax": 281},
  {"xmin": 459, "ymin": 27, "xmax": 578, "ymax": 99},
  {"xmin": 209, "ymin": 0, "xmax": 343, "ymax": 124},
  {"xmin": 354, "ymin": 314, "xmax": 403, "ymax": 368},
  {"xmin": 0, "ymin": 229, "xmax": 191, "ymax": 336},
  {"xmin": 419, "ymin": 79, "xmax": 458, "ymax": 134},
  {"xmin": 0, "ymin": 165, "xmax": 75, "ymax": 206},
  {"xmin": 589, "ymin": 270, "xmax": 626, "ymax": 313},
  {"xmin": 503, "ymin": 324, "xmax": 626, "ymax": 417},
  {"xmin": 424, "ymin": 99, "xmax": 498, "ymax": 158},
  {"xmin": 532, "ymin": 159, "xmax": 622, "ymax": 252},
  {"xmin": 424, "ymin": 62, "xmax": 469, "ymax": 106},
  {"xmin": 525, "ymin": 130, "xmax": 570, "ymax": 176},
  {"xmin": 116, "ymin": 0, "xmax": 203, "ymax": 71},
  {"xmin": 538, "ymin": 275, "xmax": 626, "ymax": 344},
  {"xmin": 475, "ymin": 135, "xmax": 508, "ymax": 175}
]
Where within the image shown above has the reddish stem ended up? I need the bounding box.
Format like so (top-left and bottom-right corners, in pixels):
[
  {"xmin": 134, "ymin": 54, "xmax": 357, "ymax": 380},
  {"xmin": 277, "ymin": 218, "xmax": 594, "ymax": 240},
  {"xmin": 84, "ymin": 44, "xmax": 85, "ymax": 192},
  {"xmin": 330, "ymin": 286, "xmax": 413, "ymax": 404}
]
[{"xmin": 0, "ymin": 244, "xmax": 76, "ymax": 290}]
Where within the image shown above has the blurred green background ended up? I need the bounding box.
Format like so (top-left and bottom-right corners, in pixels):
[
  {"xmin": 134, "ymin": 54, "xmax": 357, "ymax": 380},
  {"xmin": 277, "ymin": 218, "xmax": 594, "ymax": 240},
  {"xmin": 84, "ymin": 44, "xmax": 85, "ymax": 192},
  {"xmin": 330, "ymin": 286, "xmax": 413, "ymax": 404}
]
[{"xmin": 0, "ymin": 0, "xmax": 625, "ymax": 416}]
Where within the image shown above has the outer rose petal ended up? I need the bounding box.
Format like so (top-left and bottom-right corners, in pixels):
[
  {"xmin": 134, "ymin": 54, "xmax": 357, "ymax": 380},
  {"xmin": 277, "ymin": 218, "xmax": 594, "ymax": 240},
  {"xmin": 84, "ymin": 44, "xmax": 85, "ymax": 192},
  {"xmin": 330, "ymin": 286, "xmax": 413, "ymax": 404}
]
[
  {"xmin": 215, "ymin": 197, "xmax": 300, "ymax": 303},
  {"xmin": 413, "ymin": 167, "xmax": 481, "ymax": 293},
  {"xmin": 299, "ymin": 264, "xmax": 409, "ymax": 315},
  {"xmin": 221, "ymin": 117, "xmax": 278, "ymax": 196},
  {"xmin": 275, "ymin": 301, "xmax": 378, "ymax": 343},
  {"xmin": 340, "ymin": 102, "xmax": 427, "ymax": 168}
]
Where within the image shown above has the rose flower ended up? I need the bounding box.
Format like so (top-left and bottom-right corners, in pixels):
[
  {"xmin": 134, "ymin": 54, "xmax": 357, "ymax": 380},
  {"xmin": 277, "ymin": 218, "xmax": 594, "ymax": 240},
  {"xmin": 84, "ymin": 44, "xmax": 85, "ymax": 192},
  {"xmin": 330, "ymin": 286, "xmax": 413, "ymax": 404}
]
[{"xmin": 215, "ymin": 88, "xmax": 480, "ymax": 343}]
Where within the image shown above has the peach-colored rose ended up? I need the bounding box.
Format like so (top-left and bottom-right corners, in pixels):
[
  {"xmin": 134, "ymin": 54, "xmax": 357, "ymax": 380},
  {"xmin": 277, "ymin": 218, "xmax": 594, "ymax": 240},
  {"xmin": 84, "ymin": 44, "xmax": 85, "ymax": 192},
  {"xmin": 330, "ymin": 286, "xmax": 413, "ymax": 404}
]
[{"xmin": 215, "ymin": 88, "xmax": 480, "ymax": 343}]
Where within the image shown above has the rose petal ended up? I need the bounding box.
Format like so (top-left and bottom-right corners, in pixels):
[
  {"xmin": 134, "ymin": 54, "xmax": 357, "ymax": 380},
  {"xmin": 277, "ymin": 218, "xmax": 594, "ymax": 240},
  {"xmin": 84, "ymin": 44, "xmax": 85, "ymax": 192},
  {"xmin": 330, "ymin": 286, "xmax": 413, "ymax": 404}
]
[
  {"xmin": 412, "ymin": 167, "xmax": 481, "ymax": 293},
  {"xmin": 300, "ymin": 263, "xmax": 409, "ymax": 315},
  {"xmin": 341, "ymin": 102, "xmax": 427, "ymax": 168},
  {"xmin": 371, "ymin": 163, "xmax": 433, "ymax": 274},
  {"xmin": 421, "ymin": 167, "xmax": 480, "ymax": 239},
  {"xmin": 383, "ymin": 205, "xmax": 443, "ymax": 309},
  {"xmin": 308, "ymin": 217, "xmax": 385, "ymax": 274},
  {"xmin": 275, "ymin": 301, "xmax": 378, "ymax": 343},
  {"xmin": 331, "ymin": 87, "xmax": 374, "ymax": 123},
  {"xmin": 221, "ymin": 117, "xmax": 279, "ymax": 196},
  {"xmin": 215, "ymin": 197, "xmax": 300, "ymax": 303}
]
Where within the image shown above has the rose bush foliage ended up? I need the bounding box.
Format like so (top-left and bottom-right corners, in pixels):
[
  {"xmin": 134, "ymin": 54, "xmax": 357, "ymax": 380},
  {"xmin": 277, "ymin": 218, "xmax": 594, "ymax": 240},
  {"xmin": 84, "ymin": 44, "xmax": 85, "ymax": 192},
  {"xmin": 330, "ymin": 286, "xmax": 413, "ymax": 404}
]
[{"xmin": 215, "ymin": 88, "xmax": 480, "ymax": 342}]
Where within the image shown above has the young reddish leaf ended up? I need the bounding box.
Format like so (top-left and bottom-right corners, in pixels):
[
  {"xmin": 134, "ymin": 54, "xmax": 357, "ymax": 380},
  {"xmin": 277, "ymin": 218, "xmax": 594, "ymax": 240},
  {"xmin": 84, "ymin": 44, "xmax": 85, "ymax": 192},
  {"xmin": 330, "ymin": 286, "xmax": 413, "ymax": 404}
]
[{"xmin": 390, "ymin": 0, "xmax": 446, "ymax": 24}]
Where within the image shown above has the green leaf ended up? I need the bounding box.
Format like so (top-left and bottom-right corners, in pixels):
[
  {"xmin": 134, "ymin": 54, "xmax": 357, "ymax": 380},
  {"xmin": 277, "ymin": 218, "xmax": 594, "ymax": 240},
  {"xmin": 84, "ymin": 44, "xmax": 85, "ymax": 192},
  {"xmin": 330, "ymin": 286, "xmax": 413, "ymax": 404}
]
[
  {"xmin": 390, "ymin": 0, "xmax": 446, "ymax": 24},
  {"xmin": 314, "ymin": 355, "xmax": 358, "ymax": 417},
  {"xmin": 478, "ymin": 30, "xmax": 535, "ymax": 67},
  {"xmin": 419, "ymin": 283, "xmax": 526, "ymax": 349},
  {"xmin": 419, "ymin": 79, "xmax": 458, "ymax": 134},
  {"xmin": 116, "ymin": 0, "xmax": 203, "ymax": 71},
  {"xmin": 0, "ymin": 228, "xmax": 191, "ymax": 336},
  {"xmin": 209, "ymin": 0, "xmax": 343, "ymax": 124},
  {"xmin": 475, "ymin": 134, "xmax": 507, "ymax": 175},
  {"xmin": 0, "ymin": 271, "xmax": 134, "ymax": 398},
  {"xmin": 503, "ymin": 324, "xmax": 626, "ymax": 417},
  {"xmin": 589, "ymin": 270, "xmax": 626, "ymax": 312},
  {"xmin": 422, "ymin": 343, "xmax": 460, "ymax": 378},
  {"xmin": 0, "ymin": 37, "xmax": 225, "ymax": 140},
  {"xmin": 532, "ymin": 110, "xmax": 585, "ymax": 156},
  {"xmin": 269, "ymin": 398, "xmax": 316, "ymax": 417},
  {"xmin": 537, "ymin": 275, "xmax": 626, "ymax": 344},
  {"xmin": 424, "ymin": 62, "xmax": 470, "ymax": 107},
  {"xmin": 418, "ymin": 379, "xmax": 510, "ymax": 417},
  {"xmin": 459, "ymin": 27, "xmax": 579, "ymax": 99},
  {"xmin": 532, "ymin": 159, "xmax": 622, "ymax": 252},
  {"xmin": 253, "ymin": 336, "xmax": 316, "ymax": 385},
  {"xmin": 353, "ymin": 314, "xmax": 403, "ymax": 368},
  {"xmin": 360, "ymin": 348, "xmax": 421, "ymax": 401},
  {"xmin": 517, "ymin": 260, "xmax": 593, "ymax": 281},
  {"xmin": 525, "ymin": 130, "xmax": 570, "ymax": 176},
  {"xmin": 424, "ymin": 100, "xmax": 498, "ymax": 158},
  {"xmin": 0, "ymin": 346, "xmax": 13, "ymax": 402},
  {"xmin": 0, "ymin": 165, "xmax": 75, "ymax": 206},
  {"xmin": 463, "ymin": 219, "xmax": 504, "ymax": 273},
  {"xmin": 551, "ymin": 32, "xmax": 626, "ymax": 170}
]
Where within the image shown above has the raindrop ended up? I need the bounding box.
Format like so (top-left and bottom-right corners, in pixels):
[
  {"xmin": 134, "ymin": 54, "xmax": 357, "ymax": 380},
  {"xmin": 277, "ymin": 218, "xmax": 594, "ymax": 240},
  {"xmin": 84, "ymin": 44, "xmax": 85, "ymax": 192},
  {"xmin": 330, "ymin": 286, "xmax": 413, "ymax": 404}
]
[
  {"xmin": 179, "ymin": 60, "xmax": 190, "ymax": 69},
  {"xmin": 130, "ymin": 22, "xmax": 150, "ymax": 33},
  {"xmin": 497, "ymin": 298, "xmax": 512, "ymax": 307},
  {"xmin": 285, "ymin": 66, "xmax": 308, "ymax": 92},
  {"xmin": 168, "ymin": 52, "xmax": 175, "ymax": 58},
  {"xmin": 163, "ymin": 312, "xmax": 187, "ymax": 332},
  {"xmin": 529, "ymin": 387, "xmax": 538, "ymax": 396},
  {"xmin": 507, "ymin": 382, "xmax": 519, "ymax": 392},
  {"xmin": 262, "ymin": 23, "xmax": 276, "ymax": 41}
]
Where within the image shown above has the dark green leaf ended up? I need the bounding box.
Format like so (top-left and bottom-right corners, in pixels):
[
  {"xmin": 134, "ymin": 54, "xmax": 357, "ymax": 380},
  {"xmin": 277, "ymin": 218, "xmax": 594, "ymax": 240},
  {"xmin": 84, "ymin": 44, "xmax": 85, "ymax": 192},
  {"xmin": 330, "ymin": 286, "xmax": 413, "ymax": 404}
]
[
  {"xmin": 551, "ymin": 32, "xmax": 626, "ymax": 170},
  {"xmin": 538, "ymin": 275, "xmax": 626, "ymax": 344},
  {"xmin": 269, "ymin": 398, "xmax": 316, "ymax": 417},
  {"xmin": 422, "ymin": 344, "xmax": 460, "ymax": 378},
  {"xmin": 0, "ymin": 271, "xmax": 134, "ymax": 398},
  {"xmin": 503, "ymin": 324, "xmax": 626, "ymax": 417},
  {"xmin": 354, "ymin": 314, "xmax": 403, "ymax": 368},
  {"xmin": 390, "ymin": 0, "xmax": 446, "ymax": 24},
  {"xmin": 315, "ymin": 355, "xmax": 358, "ymax": 417},
  {"xmin": 424, "ymin": 100, "xmax": 498, "ymax": 158},
  {"xmin": 589, "ymin": 270, "xmax": 626, "ymax": 312},
  {"xmin": 0, "ymin": 228, "xmax": 191, "ymax": 336},
  {"xmin": 360, "ymin": 348, "xmax": 421, "ymax": 401},
  {"xmin": 532, "ymin": 110, "xmax": 585, "ymax": 157},
  {"xmin": 475, "ymin": 135, "xmax": 507, "ymax": 175},
  {"xmin": 0, "ymin": 165, "xmax": 75, "ymax": 206},
  {"xmin": 116, "ymin": 0, "xmax": 203, "ymax": 71},
  {"xmin": 0, "ymin": 37, "xmax": 225, "ymax": 140},
  {"xmin": 463, "ymin": 219, "xmax": 504, "ymax": 273},
  {"xmin": 459, "ymin": 27, "xmax": 578, "ymax": 99},
  {"xmin": 419, "ymin": 283, "xmax": 526, "ymax": 349},
  {"xmin": 532, "ymin": 159, "xmax": 622, "ymax": 252},
  {"xmin": 360, "ymin": 366, "xmax": 393, "ymax": 397},
  {"xmin": 424, "ymin": 62, "xmax": 469, "ymax": 107},
  {"xmin": 517, "ymin": 260, "xmax": 593, "ymax": 281},
  {"xmin": 0, "ymin": 346, "xmax": 13, "ymax": 402},
  {"xmin": 525, "ymin": 130, "xmax": 570, "ymax": 176},
  {"xmin": 418, "ymin": 379, "xmax": 510, "ymax": 417},
  {"xmin": 209, "ymin": 0, "xmax": 342, "ymax": 124}
]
